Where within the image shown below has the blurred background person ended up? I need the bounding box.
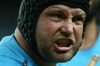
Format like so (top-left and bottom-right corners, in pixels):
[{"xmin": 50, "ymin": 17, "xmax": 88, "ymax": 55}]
[
  {"xmin": 80, "ymin": 0, "xmax": 100, "ymax": 50},
  {"xmin": 57, "ymin": 0, "xmax": 100, "ymax": 66}
]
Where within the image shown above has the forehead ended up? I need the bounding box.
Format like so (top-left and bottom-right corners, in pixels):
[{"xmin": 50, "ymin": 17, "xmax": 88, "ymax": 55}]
[{"xmin": 44, "ymin": 5, "xmax": 86, "ymax": 15}]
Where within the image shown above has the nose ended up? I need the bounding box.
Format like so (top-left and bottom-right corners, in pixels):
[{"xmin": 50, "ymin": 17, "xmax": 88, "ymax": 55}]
[{"xmin": 60, "ymin": 19, "xmax": 74, "ymax": 37}]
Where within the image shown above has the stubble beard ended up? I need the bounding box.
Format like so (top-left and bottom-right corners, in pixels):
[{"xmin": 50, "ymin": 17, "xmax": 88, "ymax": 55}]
[{"xmin": 36, "ymin": 32, "xmax": 82, "ymax": 63}]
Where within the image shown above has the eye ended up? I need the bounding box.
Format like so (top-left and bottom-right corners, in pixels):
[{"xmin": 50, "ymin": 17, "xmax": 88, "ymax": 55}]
[
  {"xmin": 49, "ymin": 13, "xmax": 64, "ymax": 22},
  {"xmin": 73, "ymin": 16, "xmax": 84, "ymax": 22},
  {"xmin": 51, "ymin": 13, "xmax": 62, "ymax": 18},
  {"xmin": 72, "ymin": 16, "xmax": 85, "ymax": 25}
]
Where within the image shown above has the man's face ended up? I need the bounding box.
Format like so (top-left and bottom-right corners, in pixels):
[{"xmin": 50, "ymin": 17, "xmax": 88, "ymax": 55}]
[{"xmin": 35, "ymin": 5, "xmax": 86, "ymax": 62}]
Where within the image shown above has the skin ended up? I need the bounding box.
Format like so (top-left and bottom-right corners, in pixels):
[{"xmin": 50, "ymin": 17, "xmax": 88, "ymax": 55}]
[
  {"xmin": 36, "ymin": 5, "xmax": 86, "ymax": 62},
  {"xmin": 14, "ymin": 5, "xmax": 86, "ymax": 66},
  {"xmin": 88, "ymin": 55, "xmax": 99, "ymax": 66}
]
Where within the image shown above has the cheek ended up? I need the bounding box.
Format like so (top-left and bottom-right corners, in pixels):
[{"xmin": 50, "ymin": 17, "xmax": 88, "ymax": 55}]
[
  {"xmin": 74, "ymin": 26, "xmax": 83, "ymax": 41},
  {"xmin": 39, "ymin": 22, "xmax": 59, "ymax": 38},
  {"xmin": 46, "ymin": 25, "xmax": 56, "ymax": 37}
]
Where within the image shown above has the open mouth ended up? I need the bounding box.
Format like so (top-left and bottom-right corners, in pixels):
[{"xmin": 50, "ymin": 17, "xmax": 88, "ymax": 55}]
[
  {"xmin": 56, "ymin": 38, "xmax": 73, "ymax": 47},
  {"xmin": 54, "ymin": 38, "xmax": 74, "ymax": 52}
]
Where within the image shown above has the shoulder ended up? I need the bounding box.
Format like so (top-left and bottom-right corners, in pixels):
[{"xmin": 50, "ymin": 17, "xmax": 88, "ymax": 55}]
[
  {"xmin": 0, "ymin": 35, "xmax": 22, "ymax": 65},
  {"xmin": 0, "ymin": 35, "xmax": 35, "ymax": 66},
  {"xmin": 0, "ymin": 55, "xmax": 22, "ymax": 66},
  {"xmin": 0, "ymin": 35, "xmax": 15, "ymax": 53}
]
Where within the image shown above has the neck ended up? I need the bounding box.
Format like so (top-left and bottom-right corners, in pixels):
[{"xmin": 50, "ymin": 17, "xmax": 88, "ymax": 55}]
[{"xmin": 14, "ymin": 27, "xmax": 56, "ymax": 66}]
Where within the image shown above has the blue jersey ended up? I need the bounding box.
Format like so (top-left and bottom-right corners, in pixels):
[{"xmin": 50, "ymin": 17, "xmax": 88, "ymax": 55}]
[
  {"xmin": 0, "ymin": 35, "xmax": 37, "ymax": 66},
  {"xmin": 57, "ymin": 25, "xmax": 100, "ymax": 66}
]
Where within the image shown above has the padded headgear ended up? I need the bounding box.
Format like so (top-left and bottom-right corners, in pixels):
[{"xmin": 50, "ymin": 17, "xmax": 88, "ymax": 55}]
[{"xmin": 17, "ymin": 0, "xmax": 90, "ymax": 53}]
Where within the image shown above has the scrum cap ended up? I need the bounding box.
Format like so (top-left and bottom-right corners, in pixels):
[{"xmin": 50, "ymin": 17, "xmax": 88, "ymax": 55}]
[{"xmin": 17, "ymin": 0, "xmax": 90, "ymax": 53}]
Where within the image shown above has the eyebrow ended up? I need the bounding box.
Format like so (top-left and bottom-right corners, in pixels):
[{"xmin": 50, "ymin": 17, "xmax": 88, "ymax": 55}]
[
  {"xmin": 45, "ymin": 7, "xmax": 66, "ymax": 15},
  {"xmin": 74, "ymin": 13, "xmax": 86, "ymax": 22},
  {"xmin": 73, "ymin": 10, "xmax": 86, "ymax": 17},
  {"xmin": 46, "ymin": 5, "xmax": 86, "ymax": 17},
  {"xmin": 46, "ymin": 7, "xmax": 62, "ymax": 12}
]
